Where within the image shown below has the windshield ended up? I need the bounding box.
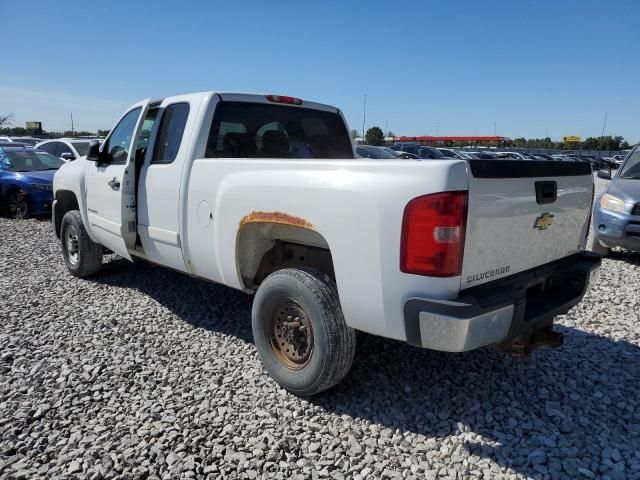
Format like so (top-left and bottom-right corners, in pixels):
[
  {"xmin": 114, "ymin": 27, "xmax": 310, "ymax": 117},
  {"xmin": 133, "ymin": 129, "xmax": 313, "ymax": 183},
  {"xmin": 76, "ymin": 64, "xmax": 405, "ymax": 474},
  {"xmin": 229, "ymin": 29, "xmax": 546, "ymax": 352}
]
[
  {"xmin": 619, "ymin": 149, "xmax": 640, "ymax": 179},
  {"xmin": 71, "ymin": 141, "xmax": 90, "ymax": 156},
  {"xmin": 5, "ymin": 150, "xmax": 64, "ymax": 171}
]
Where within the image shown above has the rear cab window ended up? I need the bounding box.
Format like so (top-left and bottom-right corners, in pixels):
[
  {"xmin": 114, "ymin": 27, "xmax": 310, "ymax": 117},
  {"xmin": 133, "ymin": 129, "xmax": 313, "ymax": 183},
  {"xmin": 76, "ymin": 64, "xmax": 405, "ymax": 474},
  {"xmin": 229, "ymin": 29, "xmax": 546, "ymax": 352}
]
[
  {"xmin": 206, "ymin": 101, "xmax": 353, "ymax": 159},
  {"xmin": 152, "ymin": 103, "xmax": 190, "ymax": 164}
]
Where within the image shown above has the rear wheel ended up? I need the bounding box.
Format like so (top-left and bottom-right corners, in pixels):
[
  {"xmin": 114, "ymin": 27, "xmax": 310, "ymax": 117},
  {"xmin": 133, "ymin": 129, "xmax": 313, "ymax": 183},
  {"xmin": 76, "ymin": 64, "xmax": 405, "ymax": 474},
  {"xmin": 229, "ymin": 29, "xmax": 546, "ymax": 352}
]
[
  {"xmin": 6, "ymin": 191, "xmax": 29, "ymax": 219},
  {"xmin": 591, "ymin": 236, "xmax": 610, "ymax": 257},
  {"xmin": 60, "ymin": 210, "xmax": 103, "ymax": 277},
  {"xmin": 252, "ymin": 268, "xmax": 356, "ymax": 396}
]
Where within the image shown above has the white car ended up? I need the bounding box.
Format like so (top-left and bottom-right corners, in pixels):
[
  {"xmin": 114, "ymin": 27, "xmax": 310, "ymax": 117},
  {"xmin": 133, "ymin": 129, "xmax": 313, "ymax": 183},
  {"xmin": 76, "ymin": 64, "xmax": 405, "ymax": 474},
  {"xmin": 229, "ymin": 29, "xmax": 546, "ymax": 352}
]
[
  {"xmin": 552, "ymin": 154, "xmax": 574, "ymax": 162},
  {"xmin": 52, "ymin": 91, "xmax": 600, "ymax": 395},
  {"xmin": 0, "ymin": 136, "xmax": 41, "ymax": 146},
  {"xmin": 9, "ymin": 137, "xmax": 41, "ymax": 146},
  {"xmin": 36, "ymin": 138, "xmax": 97, "ymax": 162}
]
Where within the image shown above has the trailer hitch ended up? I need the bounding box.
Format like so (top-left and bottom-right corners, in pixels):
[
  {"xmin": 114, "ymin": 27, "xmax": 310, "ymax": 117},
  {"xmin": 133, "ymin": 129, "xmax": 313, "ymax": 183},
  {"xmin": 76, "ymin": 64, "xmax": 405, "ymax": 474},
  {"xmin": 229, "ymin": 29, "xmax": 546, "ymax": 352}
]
[{"xmin": 498, "ymin": 326, "xmax": 564, "ymax": 356}]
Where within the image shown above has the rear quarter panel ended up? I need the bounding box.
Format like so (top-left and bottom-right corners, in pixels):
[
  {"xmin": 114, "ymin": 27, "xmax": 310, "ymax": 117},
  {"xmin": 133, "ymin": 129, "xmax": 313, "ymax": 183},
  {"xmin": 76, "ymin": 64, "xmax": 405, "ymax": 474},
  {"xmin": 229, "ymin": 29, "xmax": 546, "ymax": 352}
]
[{"xmin": 184, "ymin": 158, "xmax": 469, "ymax": 341}]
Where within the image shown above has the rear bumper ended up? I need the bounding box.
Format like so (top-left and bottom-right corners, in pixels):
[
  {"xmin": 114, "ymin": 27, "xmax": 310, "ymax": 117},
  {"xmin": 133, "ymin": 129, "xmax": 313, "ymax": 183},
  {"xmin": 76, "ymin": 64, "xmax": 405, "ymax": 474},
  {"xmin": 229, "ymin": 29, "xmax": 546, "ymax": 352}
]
[{"xmin": 404, "ymin": 252, "xmax": 601, "ymax": 352}]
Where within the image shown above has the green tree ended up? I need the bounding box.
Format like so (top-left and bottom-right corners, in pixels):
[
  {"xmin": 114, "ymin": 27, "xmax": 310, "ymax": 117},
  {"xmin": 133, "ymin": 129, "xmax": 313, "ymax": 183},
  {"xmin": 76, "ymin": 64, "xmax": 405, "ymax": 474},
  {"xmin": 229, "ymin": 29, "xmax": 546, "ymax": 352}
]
[
  {"xmin": 387, "ymin": 131, "xmax": 395, "ymax": 137},
  {"xmin": 97, "ymin": 129, "xmax": 110, "ymax": 137},
  {"xmin": 365, "ymin": 126, "xmax": 384, "ymax": 146},
  {"xmin": 350, "ymin": 129, "xmax": 360, "ymax": 140}
]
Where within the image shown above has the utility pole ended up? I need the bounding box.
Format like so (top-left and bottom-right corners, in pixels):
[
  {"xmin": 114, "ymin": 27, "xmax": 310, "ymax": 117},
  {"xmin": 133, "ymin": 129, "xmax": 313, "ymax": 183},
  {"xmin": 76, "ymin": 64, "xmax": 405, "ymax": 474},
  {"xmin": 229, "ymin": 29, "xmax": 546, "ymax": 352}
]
[
  {"xmin": 70, "ymin": 112, "xmax": 74, "ymax": 136},
  {"xmin": 361, "ymin": 94, "xmax": 367, "ymax": 143},
  {"xmin": 494, "ymin": 121, "xmax": 497, "ymax": 136},
  {"xmin": 601, "ymin": 112, "xmax": 607, "ymax": 137}
]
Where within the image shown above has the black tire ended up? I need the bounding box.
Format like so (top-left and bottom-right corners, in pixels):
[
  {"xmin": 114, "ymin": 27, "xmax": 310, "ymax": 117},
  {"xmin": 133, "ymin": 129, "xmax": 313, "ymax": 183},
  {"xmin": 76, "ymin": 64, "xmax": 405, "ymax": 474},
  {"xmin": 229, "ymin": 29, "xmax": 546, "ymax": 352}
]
[
  {"xmin": 6, "ymin": 190, "xmax": 29, "ymax": 219},
  {"xmin": 252, "ymin": 268, "xmax": 356, "ymax": 396},
  {"xmin": 60, "ymin": 210, "xmax": 103, "ymax": 277},
  {"xmin": 591, "ymin": 236, "xmax": 610, "ymax": 257}
]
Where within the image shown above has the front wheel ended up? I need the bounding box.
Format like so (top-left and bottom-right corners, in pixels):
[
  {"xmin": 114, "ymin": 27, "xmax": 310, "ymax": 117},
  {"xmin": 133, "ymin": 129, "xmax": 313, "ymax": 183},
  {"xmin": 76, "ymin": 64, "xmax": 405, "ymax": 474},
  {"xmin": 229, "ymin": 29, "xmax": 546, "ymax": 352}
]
[
  {"xmin": 60, "ymin": 210, "xmax": 103, "ymax": 277},
  {"xmin": 6, "ymin": 191, "xmax": 29, "ymax": 219},
  {"xmin": 252, "ymin": 268, "xmax": 356, "ymax": 396}
]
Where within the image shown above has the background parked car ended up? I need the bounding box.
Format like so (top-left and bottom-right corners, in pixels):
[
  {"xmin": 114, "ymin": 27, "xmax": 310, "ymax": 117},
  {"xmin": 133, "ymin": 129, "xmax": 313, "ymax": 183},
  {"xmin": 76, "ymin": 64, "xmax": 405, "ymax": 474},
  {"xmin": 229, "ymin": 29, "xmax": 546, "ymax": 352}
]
[
  {"xmin": 35, "ymin": 138, "xmax": 97, "ymax": 161},
  {"xmin": 0, "ymin": 141, "xmax": 28, "ymax": 148},
  {"xmin": 436, "ymin": 148, "xmax": 478, "ymax": 159},
  {"xmin": 9, "ymin": 137, "xmax": 40, "ymax": 146},
  {"xmin": 467, "ymin": 151, "xmax": 498, "ymax": 159},
  {"xmin": 355, "ymin": 145, "xmax": 398, "ymax": 159},
  {"xmin": 494, "ymin": 152, "xmax": 531, "ymax": 160},
  {"xmin": 592, "ymin": 147, "xmax": 640, "ymax": 256},
  {"xmin": 0, "ymin": 146, "xmax": 64, "ymax": 218}
]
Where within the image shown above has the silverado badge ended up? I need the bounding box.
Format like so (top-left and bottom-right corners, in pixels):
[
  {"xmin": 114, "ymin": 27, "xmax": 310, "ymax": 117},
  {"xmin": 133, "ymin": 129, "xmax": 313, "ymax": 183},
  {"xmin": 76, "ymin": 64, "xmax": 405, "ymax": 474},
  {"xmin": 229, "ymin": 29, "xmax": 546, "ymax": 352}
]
[{"xmin": 534, "ymin": 212, "xmax": 554, "ymax": 230}]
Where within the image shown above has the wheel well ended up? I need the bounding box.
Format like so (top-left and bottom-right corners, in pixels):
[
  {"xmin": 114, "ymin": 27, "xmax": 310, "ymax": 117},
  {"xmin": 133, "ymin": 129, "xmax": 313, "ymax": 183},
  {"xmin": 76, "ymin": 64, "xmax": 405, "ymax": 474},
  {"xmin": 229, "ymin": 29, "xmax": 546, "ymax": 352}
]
[
  {"xmin": 54, "ymin": 190, "xmax": 79, "ymax": 237},
  {"xmin": 236, "ymin": 222, "xmax": 334, "ymax": 290}
]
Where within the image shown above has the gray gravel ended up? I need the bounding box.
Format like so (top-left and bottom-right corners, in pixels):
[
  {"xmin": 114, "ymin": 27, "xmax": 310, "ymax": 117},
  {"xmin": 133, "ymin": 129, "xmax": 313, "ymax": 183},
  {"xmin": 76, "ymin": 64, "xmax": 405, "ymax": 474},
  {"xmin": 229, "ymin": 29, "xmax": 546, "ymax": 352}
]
[{"xmin": 1, "ymin": 176, "xmax": 639, "ymax": 480}]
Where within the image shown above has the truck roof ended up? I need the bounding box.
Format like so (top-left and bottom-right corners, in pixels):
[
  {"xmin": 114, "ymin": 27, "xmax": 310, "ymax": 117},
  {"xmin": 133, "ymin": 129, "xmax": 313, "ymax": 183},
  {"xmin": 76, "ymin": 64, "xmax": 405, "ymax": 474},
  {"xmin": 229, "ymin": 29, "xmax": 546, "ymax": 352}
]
[{"xmin": 152, "ymin": 91, "xmax": 340, "ymax": 114}]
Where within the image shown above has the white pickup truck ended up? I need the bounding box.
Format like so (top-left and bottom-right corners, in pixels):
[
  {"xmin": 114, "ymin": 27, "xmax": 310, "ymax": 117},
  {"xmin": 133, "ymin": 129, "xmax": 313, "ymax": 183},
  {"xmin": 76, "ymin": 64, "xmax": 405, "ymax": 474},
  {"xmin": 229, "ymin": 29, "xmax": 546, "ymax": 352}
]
[{"xmin": 52, "ymin": 92, "xmax": 600, "ymax": 395}]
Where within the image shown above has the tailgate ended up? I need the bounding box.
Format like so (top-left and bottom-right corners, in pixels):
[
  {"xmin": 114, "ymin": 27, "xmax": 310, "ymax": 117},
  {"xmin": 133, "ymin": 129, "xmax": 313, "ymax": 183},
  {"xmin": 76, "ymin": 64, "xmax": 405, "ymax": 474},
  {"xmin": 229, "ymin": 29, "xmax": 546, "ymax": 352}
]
[{"xmin": 461, "ymin": 160, "xmax": 593, "ymax": 288}]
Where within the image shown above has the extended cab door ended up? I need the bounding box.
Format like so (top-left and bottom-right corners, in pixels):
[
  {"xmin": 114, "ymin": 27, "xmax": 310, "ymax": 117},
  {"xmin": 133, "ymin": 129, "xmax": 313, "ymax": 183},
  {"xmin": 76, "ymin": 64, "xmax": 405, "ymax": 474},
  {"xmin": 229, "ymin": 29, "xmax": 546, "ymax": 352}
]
[
  {"xmin": 85, "ymin": 100, "xmax": 152, "ymax": 259},
  {"xmin": 137, "ymin": 94, "xmax": 201, "ymax": 272}
]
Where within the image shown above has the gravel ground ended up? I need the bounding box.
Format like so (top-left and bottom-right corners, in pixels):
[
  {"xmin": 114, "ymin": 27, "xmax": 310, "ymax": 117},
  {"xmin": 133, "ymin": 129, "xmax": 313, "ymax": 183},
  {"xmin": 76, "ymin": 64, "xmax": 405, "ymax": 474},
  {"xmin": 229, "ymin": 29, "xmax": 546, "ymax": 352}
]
[{"xmin": 1, "ymin": 176, "xmax": 639, "ymax": 480}]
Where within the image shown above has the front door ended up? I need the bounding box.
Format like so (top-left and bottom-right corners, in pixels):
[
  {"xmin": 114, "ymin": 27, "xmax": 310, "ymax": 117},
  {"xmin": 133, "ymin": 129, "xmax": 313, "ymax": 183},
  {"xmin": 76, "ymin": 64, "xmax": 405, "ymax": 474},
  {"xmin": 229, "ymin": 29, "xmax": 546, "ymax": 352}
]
[{"xmin": 85, "ymin": 100, "xmax": 151, "ymax": 259}]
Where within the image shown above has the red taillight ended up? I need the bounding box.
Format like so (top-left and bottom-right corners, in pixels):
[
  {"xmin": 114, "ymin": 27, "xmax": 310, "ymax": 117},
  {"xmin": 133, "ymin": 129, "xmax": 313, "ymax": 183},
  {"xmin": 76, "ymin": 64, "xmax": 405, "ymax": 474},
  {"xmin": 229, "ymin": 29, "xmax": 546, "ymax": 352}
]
[
  {"xmin": 265, "ymin": 94, "xmax": 303, "ymax": 105},
  {"xmin": 400, "ymin": 191, "xmax": 468, "ymax": 277}
]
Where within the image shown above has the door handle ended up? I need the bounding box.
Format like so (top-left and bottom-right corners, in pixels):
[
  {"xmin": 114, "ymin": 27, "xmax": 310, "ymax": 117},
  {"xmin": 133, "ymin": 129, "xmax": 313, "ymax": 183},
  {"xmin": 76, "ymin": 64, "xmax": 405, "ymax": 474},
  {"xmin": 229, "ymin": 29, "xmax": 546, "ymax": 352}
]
[{"xmin": 108, "ymin": 177, "xmax": 120, "ymax": 190}]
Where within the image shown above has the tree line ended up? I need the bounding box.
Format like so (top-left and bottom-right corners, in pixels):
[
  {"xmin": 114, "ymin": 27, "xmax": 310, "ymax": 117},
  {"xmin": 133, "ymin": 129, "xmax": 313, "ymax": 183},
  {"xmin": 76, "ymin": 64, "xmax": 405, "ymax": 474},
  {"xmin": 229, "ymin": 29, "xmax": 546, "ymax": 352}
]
[
  {"xmin": 0, "ymin": 113, "xmax": 109, "ymax": 138},
  {"xmin": 354, "ymin": 126, "xmax": 633, "ymax": 151},
  {"xmin": 507, "ymin": 135, "xmax": 631, "ymax": 151}
]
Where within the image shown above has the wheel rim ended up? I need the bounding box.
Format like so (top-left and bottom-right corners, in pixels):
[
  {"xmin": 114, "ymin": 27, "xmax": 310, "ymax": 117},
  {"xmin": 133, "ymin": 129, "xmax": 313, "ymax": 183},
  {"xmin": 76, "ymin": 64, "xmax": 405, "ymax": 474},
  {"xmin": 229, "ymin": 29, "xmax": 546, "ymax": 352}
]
[
  {"xmin": 269, "ymin": 299, "xmax": 314, "ymax": 370},
  {"xmin": 8, "ymin": 193, "xmax": 27, "ymax": 219},
  {"xmin": 66, "ymin": 225, "xmax": 80, "ymax": 265}
]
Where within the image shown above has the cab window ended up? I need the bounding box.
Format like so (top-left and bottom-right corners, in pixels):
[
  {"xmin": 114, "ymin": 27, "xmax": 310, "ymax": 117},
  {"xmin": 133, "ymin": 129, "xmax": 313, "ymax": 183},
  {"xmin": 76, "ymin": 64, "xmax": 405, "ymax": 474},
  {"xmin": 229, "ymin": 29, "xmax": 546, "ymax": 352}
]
[
  {"xmin": 152, "ymin": 103, "xmax": 189, "ymax": 164},
  {"xmin": 206, "ymin": 101, "xmax": 353, "ymax": 159}
]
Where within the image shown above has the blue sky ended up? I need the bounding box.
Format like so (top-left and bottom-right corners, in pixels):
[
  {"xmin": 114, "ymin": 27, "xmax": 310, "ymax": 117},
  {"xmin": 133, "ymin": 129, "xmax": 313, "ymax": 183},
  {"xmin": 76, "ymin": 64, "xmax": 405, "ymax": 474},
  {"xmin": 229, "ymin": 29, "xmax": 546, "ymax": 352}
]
[{"xmin": 2, "ymin": 0, "xmax": 639, "ymax": 142}]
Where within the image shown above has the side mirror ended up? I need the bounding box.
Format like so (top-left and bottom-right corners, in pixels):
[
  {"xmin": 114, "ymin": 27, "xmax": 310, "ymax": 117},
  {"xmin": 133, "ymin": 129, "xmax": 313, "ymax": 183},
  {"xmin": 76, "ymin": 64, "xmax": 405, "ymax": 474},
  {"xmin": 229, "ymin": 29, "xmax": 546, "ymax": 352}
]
[
  {"xmin": 86, "ymin": 140, "xmax": 110, "ymax": 164},
  {"xmin": 60, "ymin": 152, "xmax": 75, "ymax": 161},
  {"xmin": 86, "ymin": 140, "xmax": 101, "ymax": 162},
  {"xmin": 597, "ymin": 169, "xmax": 612, "ymax": 180}
]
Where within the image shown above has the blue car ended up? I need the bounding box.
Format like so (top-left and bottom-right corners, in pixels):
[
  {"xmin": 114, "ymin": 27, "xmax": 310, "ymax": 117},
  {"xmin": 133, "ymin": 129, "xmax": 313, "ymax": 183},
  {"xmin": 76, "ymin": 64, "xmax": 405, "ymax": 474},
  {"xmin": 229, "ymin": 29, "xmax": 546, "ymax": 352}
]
[
  {"xmin": 0, "ymin": 146, "xmax": 64, "ymax": 219},
  {"xmin": 593, "ymin": 146, "xmax": 640, "ymax": 255}
]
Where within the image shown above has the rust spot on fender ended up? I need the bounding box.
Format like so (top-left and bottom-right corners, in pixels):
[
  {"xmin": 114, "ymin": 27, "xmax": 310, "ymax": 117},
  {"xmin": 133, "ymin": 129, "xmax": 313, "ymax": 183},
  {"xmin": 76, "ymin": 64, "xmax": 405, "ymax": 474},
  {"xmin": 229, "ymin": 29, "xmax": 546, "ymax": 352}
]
[{"xmin": 239, "ymin": 211, "xmax": 314, "ymax": 229}]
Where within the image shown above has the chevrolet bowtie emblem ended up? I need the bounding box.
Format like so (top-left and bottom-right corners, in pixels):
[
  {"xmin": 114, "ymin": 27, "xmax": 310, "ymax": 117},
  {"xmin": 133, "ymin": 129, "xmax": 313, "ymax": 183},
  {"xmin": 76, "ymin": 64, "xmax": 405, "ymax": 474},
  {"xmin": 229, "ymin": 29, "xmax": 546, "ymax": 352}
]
[{"xmin": 534, "ymin": 212, "xmax": 554, "ymax": 230}]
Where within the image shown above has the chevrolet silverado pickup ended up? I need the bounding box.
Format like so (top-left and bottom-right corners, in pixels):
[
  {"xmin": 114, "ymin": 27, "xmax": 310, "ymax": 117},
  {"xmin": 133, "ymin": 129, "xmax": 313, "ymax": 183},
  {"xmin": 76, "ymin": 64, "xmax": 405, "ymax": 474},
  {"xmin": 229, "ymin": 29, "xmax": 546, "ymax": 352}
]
[{"xmin": 52, "ymin": 92, "xmax": 600, "ymax": 395}]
